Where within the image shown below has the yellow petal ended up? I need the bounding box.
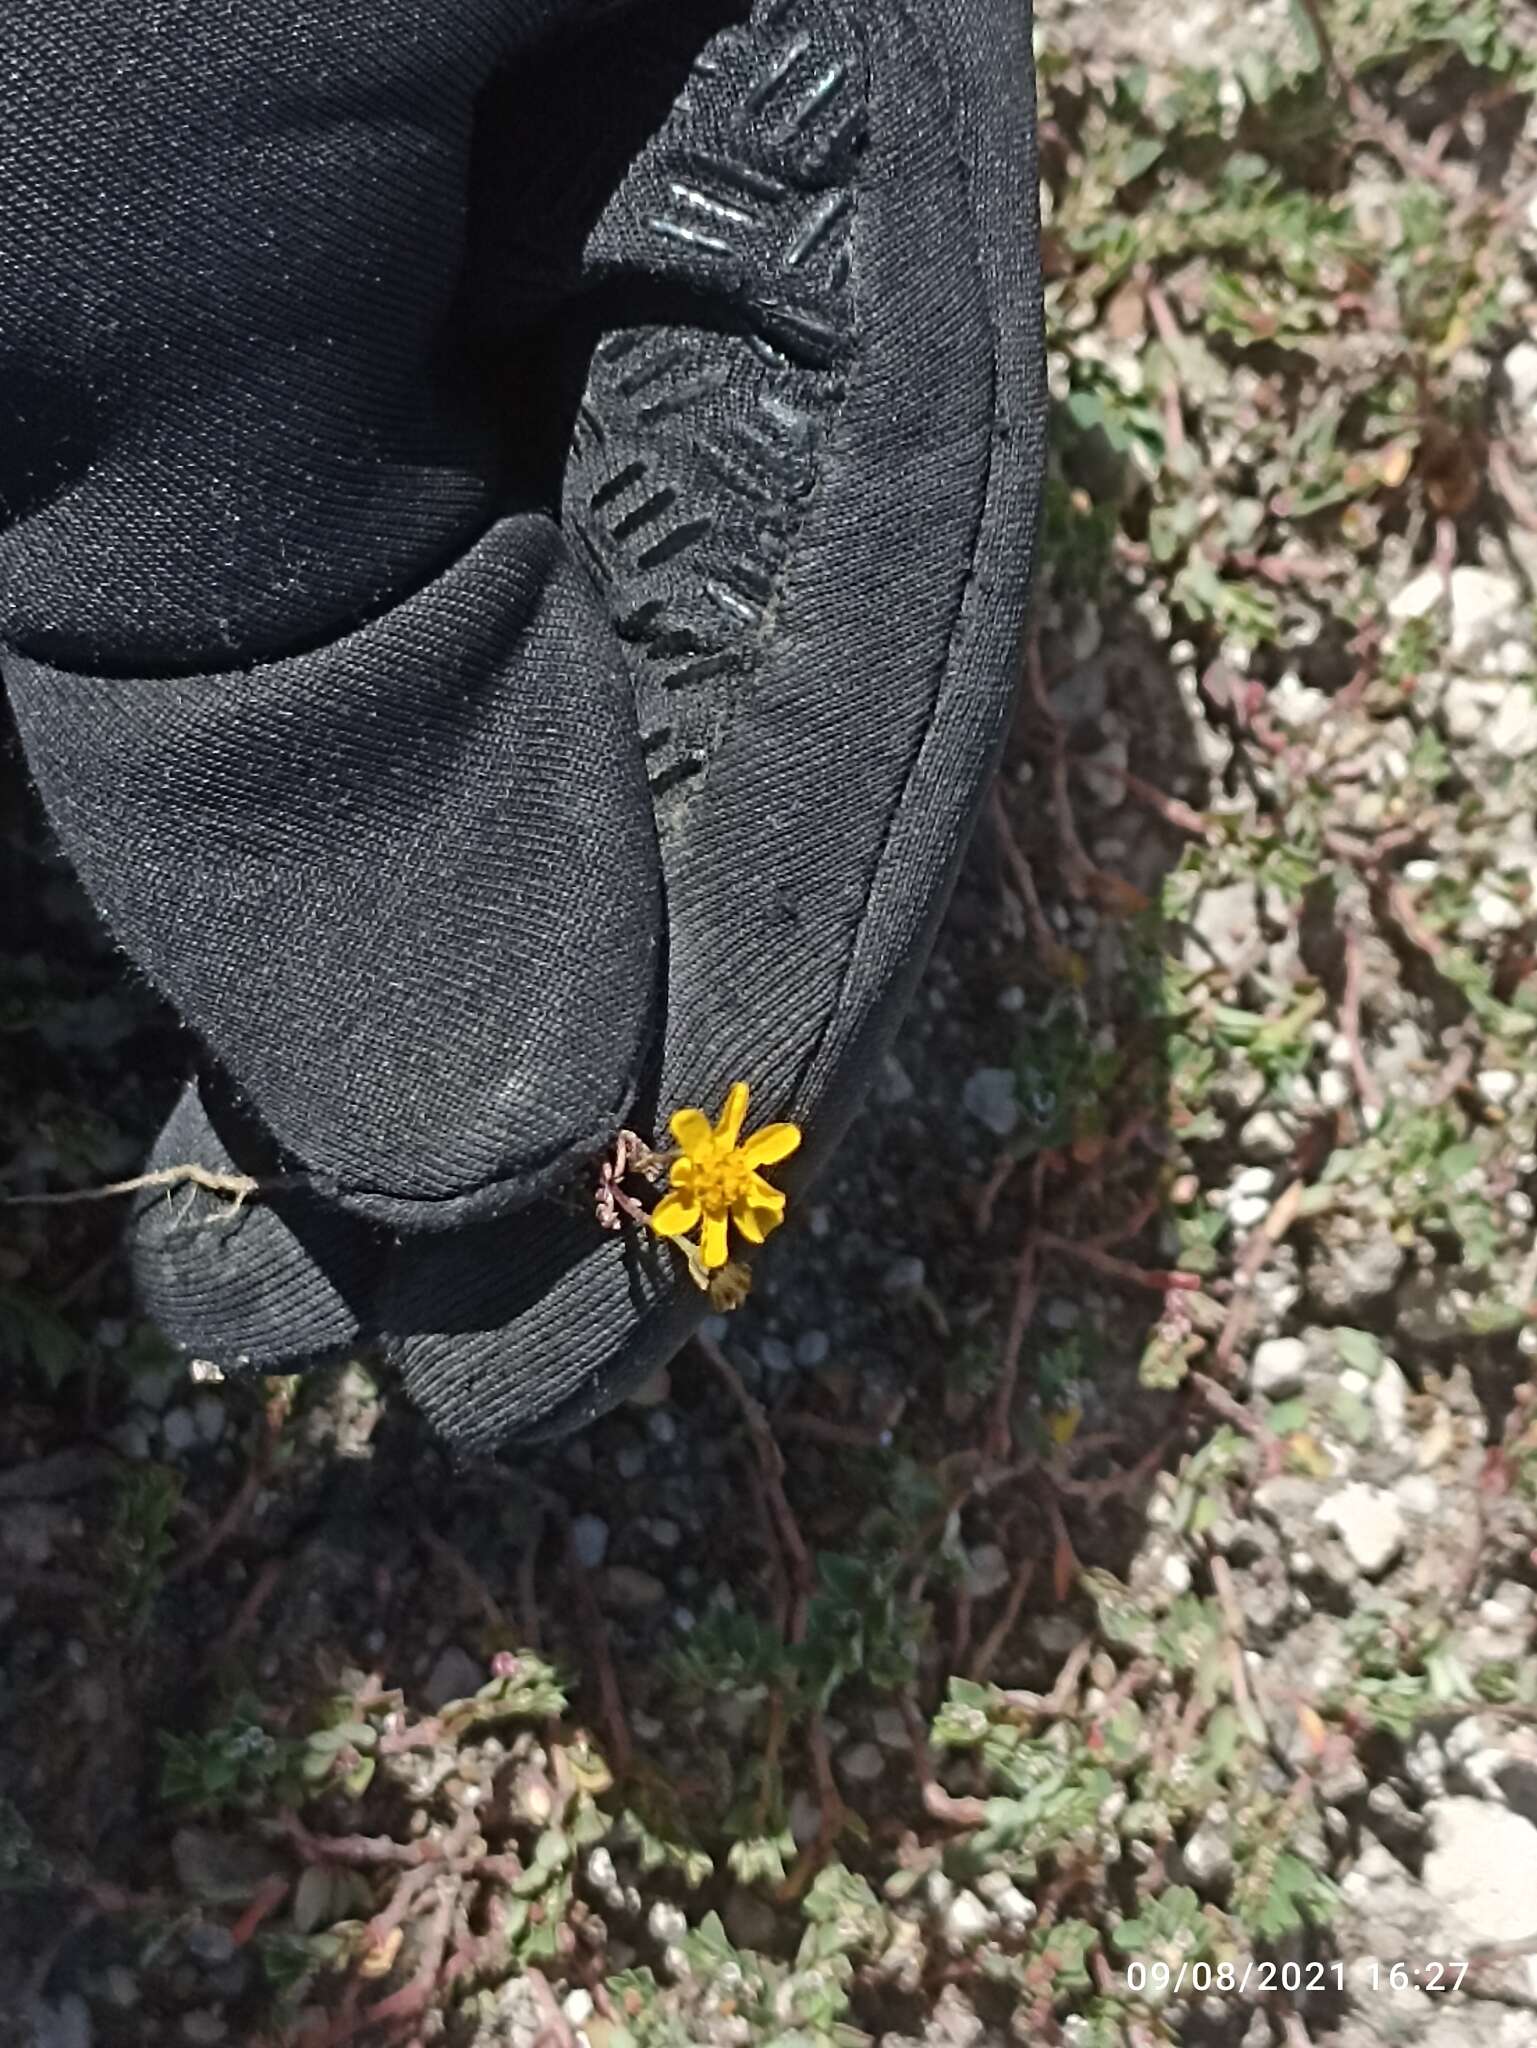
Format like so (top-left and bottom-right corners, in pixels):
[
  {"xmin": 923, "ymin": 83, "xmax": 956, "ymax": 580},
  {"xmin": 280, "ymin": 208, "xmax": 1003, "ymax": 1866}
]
[
  {"xmin": 651, "ymin": 1191, "xmax": 701, "ymax": 1239},
  {"xmin": 740, "ymin": 1121, "xmax": 801, "ymax": 1168},
  {"xmin": 668, "ymin": 1106, "xmax": 713, "ymax": 1157},
  {"xmin": 732, "ymin": 1201, "xmax": 784, "ymax": 1246},
  {"xmin": 745, "ymin": 1171, "xmax": 786, "ymax": 1215},
  {"xmin": 700, "ymin": 1209, "xmax": 730, "ymax": 1269},
  {"xmin": 714, "ymin": 1081, "xmax": 750, "ymax": 1149},
  {"xmin": 732, "ymin": 1200, "xmax": 767, "ymax": 1245},
  {"xmin": 670, "ymin": 1156, "xmax": 698, "ymax": 1197}
]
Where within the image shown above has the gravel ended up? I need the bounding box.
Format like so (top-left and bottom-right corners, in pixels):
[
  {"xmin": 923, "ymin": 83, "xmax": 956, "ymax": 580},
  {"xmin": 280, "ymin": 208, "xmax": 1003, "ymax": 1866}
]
[
  {"xmin": 1250, "ymin": 1336, "xmax": 1308, "ymax": 1399},
  {"xmin": 1315, "ymin": 1485, "xmax": 1407, "ymax": 1579}
]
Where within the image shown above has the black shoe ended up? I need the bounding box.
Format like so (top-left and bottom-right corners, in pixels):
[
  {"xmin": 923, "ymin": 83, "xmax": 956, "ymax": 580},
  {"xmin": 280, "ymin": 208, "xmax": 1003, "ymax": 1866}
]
[{"xmin": 6, "ymin": 0, "xmax": 1045, "ymax": 1444}]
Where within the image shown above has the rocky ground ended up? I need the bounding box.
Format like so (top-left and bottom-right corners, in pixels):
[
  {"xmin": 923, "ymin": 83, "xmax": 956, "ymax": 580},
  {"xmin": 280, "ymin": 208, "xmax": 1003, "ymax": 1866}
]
[{"xmin": 6, "ymin": 2, "xmax": 1537, "ymax": 2046}]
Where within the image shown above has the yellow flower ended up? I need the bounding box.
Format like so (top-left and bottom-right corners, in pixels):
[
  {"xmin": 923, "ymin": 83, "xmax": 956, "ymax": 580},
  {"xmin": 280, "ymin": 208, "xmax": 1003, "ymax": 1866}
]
[{"xmin": 650, "ymin": 1082, "xmax": 801, "ymax": 1272}]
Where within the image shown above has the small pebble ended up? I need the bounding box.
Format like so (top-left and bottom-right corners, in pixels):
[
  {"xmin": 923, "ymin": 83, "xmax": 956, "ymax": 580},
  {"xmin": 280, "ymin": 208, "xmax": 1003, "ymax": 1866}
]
[
  {"xmin": 1394, "ymin": 1474, "xmax": 1440, "ymax": 1518},
  {"xmin": 106, "ymin": 1416, "xmax": 152, "ymax": 1462},
  {"xmin": 132, "ymin": 1366, "xmax": 180, "ymax": 1412},
  {"xmin": 882, "ymin": 1255, "xmax": 926, "ymax": 1296},
  {"xmin": 103, "ymin": 1966, "xmax": 140, "ymax": 2009},
  {"xmin": 181, "ymin": 2009, "xmax": 227, "ymax": 2045},
  {"xmin": 942, "ymin": 1889, "xmax": 994, "ymax": 1948},
  {"xmin": 997, "ymin": 985, "xmax": 1027, "ymax": 1014},
  {"xmin": 423, "ymin": 1646, "xmax": 484, "ymax": 1710},
  {"xmin": 1239, "ymin": 1110, "xmax": 1293, "ymax": 1161},
  {"xmin": 788, "ymin": 1789, "xmax": 822, "ymax": 1845},
  {"xmin": 759, "ymin": 1336, "xmax": 793, "ymax": 1374},
  {"xmin": 795, "ymin": 1329, "xmax": 830, "ymax": 1370},
  {"xmin": 616, "ymin": 1444, "xmax": 646, "ymax": 1481},
  {"xmin": 191, "ymin": 1394, "xmax": 226, "ymax": 1445},
  {"xmin": 1315, "ymin": 1483, "xmax": 1405, "ymax": 1579},
  {"xmin": 876, "ymin": 1055, "xmax": 915, "ymax": 1105},
  {"xmin": 570, "ymin": 1515, "xmax": 610, "ymax": 1571},
  {"xmin": 1251, "ymin": 1337, "xmax": 1307, "ymax": 1400},
  {"xmin": 647, "ymin": 1410, "xmax": 677, "ymax": 1446},
  {"xmin": 963, "ymin": 1542, "xmax": 1010, "ymax": 1600},
  {"xmin": 1317, "ymin": 1069, "xmax": 1351, "ymax": 1112},
  {"xmin": 598, "ymin": 1566, "xmax": 666, "ymax": 1612},
  {"xmin": 840, "ymin": 1741, "xmax": 885, "ymax": 1784},
  {"xmin": 962, "ymin": 1067, "xmax": 1019, "ymax": 1139},
  {"xmin": 648, "ymin": 1901, "xmax": 688, "ymax": 1946},
  {"xmin": 1478, "ymin": 1069, "xmax": 1520, "ymax": 1107},
  {"xmin": 161, "ymin": 1406, "xmax": 197, "ymax": 1454}
]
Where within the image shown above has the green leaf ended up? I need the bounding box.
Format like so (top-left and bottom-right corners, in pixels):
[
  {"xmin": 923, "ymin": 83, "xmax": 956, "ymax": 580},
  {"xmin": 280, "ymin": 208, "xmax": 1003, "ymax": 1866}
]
[{"xmin": 1333, "ymin": 1328, "xmax": 1383, "ymax": 1377}]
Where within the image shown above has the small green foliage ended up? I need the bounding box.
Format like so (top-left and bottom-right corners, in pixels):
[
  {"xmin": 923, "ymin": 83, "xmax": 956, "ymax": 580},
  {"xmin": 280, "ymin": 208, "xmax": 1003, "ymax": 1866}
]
[
  {"xmin": 0, "ymin": 1797, "xmax": 53, "ymax": 1892},
  {"xmin": 0, "ymin": 1289, "xmax": 88, "ymax": 1391},
  {"xmin": 105, "ymin": 1463, "xmax": 182, "ymax": 1631},
  {"xmin": 160, "ymin": 1697, "xmax": 301, "ymax": 1816}
]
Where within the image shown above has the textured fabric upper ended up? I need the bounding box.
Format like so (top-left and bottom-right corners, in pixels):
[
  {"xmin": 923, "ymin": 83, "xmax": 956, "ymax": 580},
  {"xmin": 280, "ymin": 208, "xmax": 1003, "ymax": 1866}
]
[{"xmin": 0, "ymin": 0, "xmax": 696, "ymax": 1223}]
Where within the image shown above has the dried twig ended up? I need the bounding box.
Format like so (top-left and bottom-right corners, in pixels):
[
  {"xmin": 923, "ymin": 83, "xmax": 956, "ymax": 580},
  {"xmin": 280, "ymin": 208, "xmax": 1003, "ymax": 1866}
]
[
  {"xmin": 968, "ymin": 1555, "xmax": 1037, "ymax": 1682},
  {"xmin": 1035, "ymin": 1230, "xmax": 1199, "ymax": 1296},
  {"xmin": 698, "ymin": 1334, "xmax": 813, "ymax": 1612},
  {"xmin": 985, "ymin": 1233, "xmax": 1041, "ymax": 1466},
  {"xmin": 0, "ymin": 1163, "xmax": 272, "ymax": 1209}
]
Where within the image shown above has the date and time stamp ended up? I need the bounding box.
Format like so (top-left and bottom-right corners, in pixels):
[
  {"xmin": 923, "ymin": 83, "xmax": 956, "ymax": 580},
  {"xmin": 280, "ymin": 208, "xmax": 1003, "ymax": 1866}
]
[{"xmin": 1116, "ymin": 1957, "xmax": 1486, "ymax": 1998}]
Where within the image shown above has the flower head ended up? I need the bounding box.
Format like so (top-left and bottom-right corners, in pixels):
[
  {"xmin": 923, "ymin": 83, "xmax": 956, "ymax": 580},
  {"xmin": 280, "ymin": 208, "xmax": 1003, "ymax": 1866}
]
[{"xmin": 650, "ymin": 1082, "xmax": 801, "ymax": 1273}]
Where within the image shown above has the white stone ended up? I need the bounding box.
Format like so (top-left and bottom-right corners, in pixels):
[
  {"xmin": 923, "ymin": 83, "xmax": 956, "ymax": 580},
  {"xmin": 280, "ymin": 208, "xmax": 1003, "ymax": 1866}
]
[
  {"xmin": 1190, "ymin": 878, "xmax": 1259, "ymax": 973},
  {"xmin": 1443, "ymin": 675, "xmax": 1509, "ymax": 740},
  {"xmin": 1317, "ymin": 1069, "xmax": 1351, "ymax": 1112},
  {"xmin": 1251, "ymin": 1337, "xmax": 1308, "ymax": 1399},
  {"xmin": 1238, "ymin": 1110, "xmax": 1293, "ymax": 1161},
  {"xmin": 964, "ymin": 1543, "xmax": 1011, "ymax": 1600},
  {"xmin": 1181, "ymin": 1813, "xmax": 1234, "ymax": 1890},
  {"xmin": 839, "ymin": 1741, "xmax": 885, "ymax": 1785},
  {"xmin": 1489, "ymin": 688, "xmax": 1537, "ymax": 761},
  {"xmin": 1392, "ymin": 567, "xmax": 1523, "ymax": 662},
  {"xmin": 1423, "ymin": 1798, "xmax": 1537, "ymax": 1959},
  {"xmin": 1315, "ymin": 1483, "xmax": 1406, "ymax": 1578},
  {"xmin": 941, "ymin": 1889, "xmax": 995, "ymax": 1948},
  {"xmin": 1505, "ymin": 340, "xmax": 1537, "ymax": 417},
  {"xmin": 1474, "ymin": 886, "xmax": 1524, "ymax": 933},
  {"xmin": 962, "ymin": 1067, "xmax": 1019, "ymax": 1139},
  {"xmin": 1367, "ymin": 1362, "xmax": 1407, "ymax": 1452},
  {"xmin": 648, "ymin": 1901, "xmax": 688, "ymax": 1947},
  {"xmin": 795, "ymin": 1330, "xmax": 830, "ymax": 1370}
]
